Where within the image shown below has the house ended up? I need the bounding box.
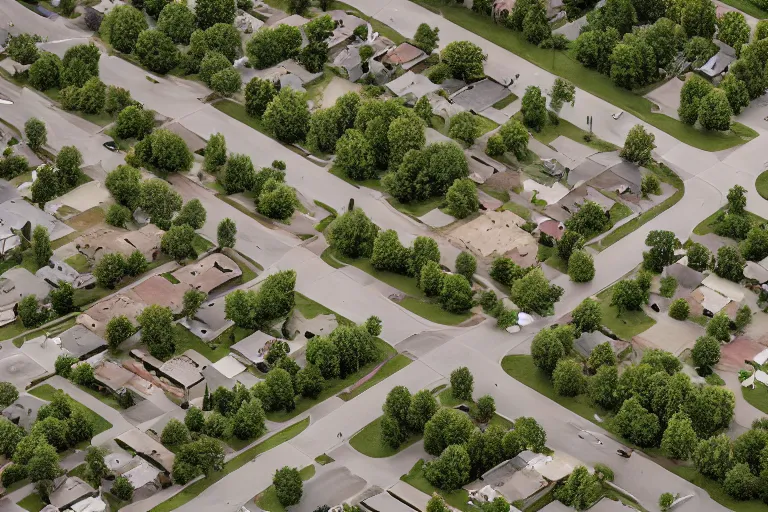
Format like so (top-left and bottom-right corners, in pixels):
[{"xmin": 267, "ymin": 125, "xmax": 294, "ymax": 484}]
[
  {"xmin": 1, "ymin": 394, "xmax": 47, "ymax": 430},
  {"xmin": 128, "ymin": 275, "xmax": 186, "ymax": 314},
  {"xmin": 49, "ymin": 477, "xmax": 97, "ymax": 511},
  {"xmin": 574, "ymin": 331, "xmax": 614, "ymax": 358},
  {"xmin": 131, "ymin": 348, "xmax": 205, "ymax": 390},
  {"xmin": 78, "ymin": 293, "xmax": 145, "ymax": 337},
  {"xmin": 75, "ymin": 224, "xmax": 164, "ymax": 262},
  {"xmin": 0, "ymin": 267, "xmax": 53, "ymax": 319},
  {"xmin": 211, "ymin": 356, "xmax": 246, "ymax": 379},
  {"xmin": 386, "ymin": 71, "xmax": 441, "ymax": 100},
  {"xmin": 327, "ymin": 10, "xmax": 367, "ymax": 48},
  {"xmin": 0, "ymin": 198, "xmax": 73, "ymax": 255},
  {"xmin": 745, "ymin": 259, "xmax": 768, "ymax": 284},
  {"xmin": 665, "ymin": 258, "xmax": 705, "ymax": 289},
  {"xmin": 231, "ymin": 331, "xmax": 297, "ymax": 366},
  {"xmin": 381, "ymin": 42, "xmax": 428, "ymax": 69},
  {"xmin": 58, "ymin": 325, "xmax": 108, "ymax": 360},
  {"xmin": 332, "ymin": 38, "xmax": 393, "ymax": 82},
  {"xmin": 452, "ymin": 79, "xmax": 512, "ymax": 112},
  {"xmin": 36, "ymin": 259, "xmax": 96, "ymax": 289},
  {"xmin": 697, "ymin": 40, "xmax": 736, "ymax": 79},
  {"xmin": 182, "ymin": 295, "xmax": 231, "ymax": 341},
  {"xmin": 537, "ymin": 219, "xmax": 565, "ymax": 241},
  {"xmin": 116, "ymin": 428, "xmax": 175, "ymax": 473},
  {"xmin": 171, "ymin": 253, "xmax": 242, "ymax": 293},
  {"xmin": 363, "ymin": 491, "xmax": 420, "ymax": 512},
  {"xmin": 449, "ymin": 210, "xmax": 538, "ymax": 265}
]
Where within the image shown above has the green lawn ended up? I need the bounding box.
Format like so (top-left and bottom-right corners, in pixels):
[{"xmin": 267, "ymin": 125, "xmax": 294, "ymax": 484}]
[
  {"xmin": 225, "ymin": 251, "xmax": 259, "ymax": 284},
  {"xmin": 757, "ymin": 171, "xmax": 768, "ymax": 201},
  {"xmin": 477, "ymin": 115, "xmax": 500, "ymax": 137},
  {"xmin": 266, "ymin": 338, "xmax": 396, "ymax": 422},
  {"xmin": 544, "ymin": 254, "xmax": 569, "ymax": 274},
  {"xmin": 519, "ymin": 113, "xmax": 618, "ymax": 153},
  {"xmin": 294, "ymin": 292, "xmax": 352, "ymax": 326},
  {"xmin": 65, "ymin": 253, "xmax": 91, "ymax": 273},
  {"xmin": 437, "ymin": 387, "xmax": 515, "ymax": 429},
  {"xmin": 478, "ymin": 184, "xmax": 511, "ymax": 203},
  {"xmin": 386, "ymin": 195, "xmax": 446, "ymax": 218},
  {"xmin": 500, "ymin": 201, "xmax": 531, "ymax": 219},
  {"xmin": 350, "ymin": 415, "xmax": 423, "ymax": 457},
  {"xmin": 692, "ymin": 208, "xmax": 767, "ymax": 237},
  {"xmin": 4, "ymin": 317, "xmax": 78, "ymax": 348},
  {"xmin": 193, "ymin": 234, "xmax": 214, "ymax": 256},
  {"xmin": 327, "ymin": 250, "xmax": 424, "ymax": 296},
  {"xmin": 213, "ymin": 100, "xmax": 270, "ymax": 137},
  {"xmin": 608, "ymin": 202, "xmax": 633, "ymax": 224},
  {"xmin": 742, "ymin": 386, "xmax": 768, "ymax": 414},
  {"xmin": 255, "ymin": 465, "xmax": 316, "ymax": 512},
  {"xmin": 412, "ymin": 0, "xmax": 752, "ymax": 151},
  {"xmin": 339, "ymin": 354, "xmax": 413, "ymax": 401},
  {"xmin": 328, "ymin": 165, "xmax": 386, "ymax": 192},
  {"xmin": 402, "ymin": 460, "xmax": 473, "ymax": 512},
  {"xmin": 74, "ymin": 381, "xmax": 123, "ymax": 410},
  {"xmin": 663, "ymin": 465, "xmax": 768, "ymax": 512},
  {"xmin": 16, "ymin": 493, "xmax": 46, "ymax": 512},
  {"xmin": 501, "ymin": 355, "xmax": 608, "ymax": 423},
  {"xmin": 28, "ymin": 384, "xmax": 113, "ymax": 443},
  {"xmin": 172, "ymin": 324, "xmax": 248, "ymax": 363},
  {"xmin": 492, "ymin": 93, "xmax": 519, "ymax": 110},
  {"xmin": 596, "ymin": 287, "xmax": 656, "ymax": 340},
  {"xmin": 103, "ymin": 492, "xmax": 129, "ymax": 512},
  {"xmin": 328, "ymin": 1, "xmax": 406, "ymax": 43},
  {"xmin": 717, "ymin": 0, "xmax": 768, "ymax": 19},
  {"xmin": 315, "ymin": 453, "xmax": 334, "ymax": 465},
  {"xmin": 398, "ymin": 297, "xmax": 472, "ymax": 326},
  {"xmin": 151, "ymin": 418, "xmax": 310, "ymax": 512}
]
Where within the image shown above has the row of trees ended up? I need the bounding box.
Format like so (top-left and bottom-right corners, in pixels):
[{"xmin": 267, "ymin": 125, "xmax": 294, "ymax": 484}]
[{"xmin": 489, "ymin": 258, "xmax": 564, "ymax": 316}]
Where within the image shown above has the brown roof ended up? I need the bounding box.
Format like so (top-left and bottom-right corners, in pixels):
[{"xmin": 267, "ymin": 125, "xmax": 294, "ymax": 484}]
[
  {"xmin": 538, "ymin": 220, "xmax": 565, "ymax": 240},
  {"xmin": 382, "ymin": 43, "xmax": 424, "ymax": 65},
  {"xmin": 129, "ymin": 275, "xmax": 185, "ymax": 314},
  {"xmin": 171, "ymin": 253, "xmax": 242, "ymax": 294}
]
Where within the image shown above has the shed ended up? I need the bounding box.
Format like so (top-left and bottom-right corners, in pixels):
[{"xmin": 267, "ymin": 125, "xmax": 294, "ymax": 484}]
[{"xmin": 58, "ymin": 325, "xmax": 108, "ymax": 360}]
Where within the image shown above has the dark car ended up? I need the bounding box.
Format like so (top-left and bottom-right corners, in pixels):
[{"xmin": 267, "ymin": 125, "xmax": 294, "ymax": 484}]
[{"xmin": 103, "ymin": 140, "xmax": 119, "ymax": 152}]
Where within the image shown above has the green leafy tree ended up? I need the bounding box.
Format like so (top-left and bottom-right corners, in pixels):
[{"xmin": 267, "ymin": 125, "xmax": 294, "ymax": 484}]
[
  {"xmin": 106, "ymin": 204, "xmax": 131, "ymax": 228},
  {"xmin": 182, "ymin": 289, "xmax": 207, "ymax": 320},
  {"xmin": 564, "ymin": 201, "xmax": 609, "ymax": 237},
  {"xmin": 698, "ymin": 89, "xmax": 732, "ymax": 131},
  {"xmin": 217, "ymin": 218, "xmax": 237, "ymax": 248},
  {"xmin": 610, "ymin": 279, "xmax": 644, "ymax": 313},
  {"xmin": 420, "ymin": 261, "xmax": 444, "ymax": 297},
  {"xmin": 105, "ymin": 86, "xmax": 135, "ymax": 116},
  {"xmin": 568, "ymin": 249, "xmax": 595, "ymax": 282},
  {"xmin": 17, "ymin": 295, "xmax": 46, "ymax": 328},
  {"xmin": 306, "ymin": 108, "xmax": 341, "ymax": 154},
  {"xmin": 25, "ymin": 118, "xmax": 47, "ymax": 151},
  {"xmin": 693, "ymin": 434, "xmax": 733, "ymax": 480},
  {"xmin": 388, "ymin": 113, "xmax": 426, "ymax": 169},
  {"xmin": 572, "ymin": 298, "xmax": 601, "ymax": 333},
  {"xmin": 54, "ymin": 355, "xmax": 78, "ymax": 379},
  {"xmin": 555, "ymin": 466, "xmax": 601, "ymax": 510},
  {"xmin": 274, "ymin": 466, "xmax": 303, "ymax": 506},
  {"xmin": 140, "ymin": 178, "xmax": 183, "ymax": 228},
  {"xmin": 172, "ymin": 437, "xmax": 224, "ymax": 483},
  {"xmin": 295, "ymin": 364, "xmax": 323, "ymax": 399},
  {"xmin": 520, "ymin": 86, "xmax": 547, "ymax": 131},
  {"xmin": 408, "ymin": 390, "xmax": 439, "ymax": 432},
  {"xmin": 83, "ymin": 447, "xmax": 108, "ymax": 487},
  {"xmin": 413, "ymin": 24, "xmax": 440, "ymax": 53},
  {"xmin": 106, "ymin": 316, "xmax": 134, "ymax": 350},
  {"xmin": 614, "ymin": 397, "xmax": 660, "ymax": 447},
  {"xmin": 245, "ymin": 78, "xmax": 277, "ymax": 117},
  {"xmin": 425, "ymin": 444, "xmax": 471, "ymax": 491},
  {"xmin": 741, "ymin": 227, "xmax": 768, "ymax": 261},
  {"xmin": 199, "ymin": 51, "xmax": 231, "ymax": 85},
  {"xmin": 135, "ymin": 30, "xmax": 179, "ymax": 74},
  {"xmin": 126, "ymin": 250, "xmax": 148, "ymax": 276},
  {"xmin": 137, "ymin": 304, "xmax": 176, "ymax": 360},
  {"xmin": 265, "ymin": 368, "xmax": 295, "ymax": 412},
  {"xmin": 6, "ymin": 33, "xmax": 40, "ymax": 65},
  {"xmin": 557, "ymin": 230, "xmax": 584, "ymax": 262},
  {"xmin": 549, "ymin": 78, "xmax": 576, "ymax": 115},
  {"xmin": 446, "ymin": 178, "xmax": 479, "ymax": 219},
  {"xmin": 106, "ymin": 165, "xmax": 143, "ymax": 210},
  {"xmin": 679, "ymin": 74, "xmax": 713, "ymax": 124},
  {"xmin": 27, "ymin": 443, "xmax": 62, "ymax": 483},
  {"xmin": 440, "ymin": 41, "xmax": 486, "ymax": 81},
  {"xmin": 691, "ymin": 335, "xmax": 720, "ymax": 375},
  {"xmin": 643, "ymin": 230, "xmax": 679, "ymax": 272},
  {"xmin": 204, "ymin": 133, "xmax": 227, "ymax": 172},
  {"xmin": 246, "ymin": 25, "xmax": 302, "ymax": 69},
  {"xmin": 661, "ymin": 412, "xmax": 698, "ymax": 460},
  {"xmin": 371, "ymin": 230, "xmax": 409, "ymax": 274},
  {"xmin": 298, "ymin": 41, "xmax": 329, "ymax": 73},
  {"xmin": 102, "ymin": 5, "xmax": 149, "ymax": 53},
  {"xmin": 55, "ymin": 146, "xmax": 82, "ymax": 189},
  {"xmin": 553, "ymin": 359, "xmax": 585, "ymax": 397},
  {"xmin": 588, "ymin": 342, "xmax": 616, "ymax": 372},
  {"xmin": 713, "ymin": 245, "xmax": 745, "ymax": 282},
  {"xmin": 498, "ymin": 119, "xmax": 529, "ymax": 158},
  {"xmin": 687, "ymin": 242, "xmax": 711, "ymax": 272},
  {"xmin": 718, "ymin": 11, "xmax": 750, "ymax": 54},
  {"xmin": 162, "ymin": 224, "xmax": 196, "ymax": 261},
  {"xmin": 440, "ymin": 274, "xmax": 473, "ymax": 313},
  {"xmin": 327, "ymin": 208, "xmax": 379, "ymax": 258},
  {"xmin": 116, "ymin": 105, "xmax": 155, "ymax": 140},
  {"xmin": 195, "ymin": 0, "xmax": 235, "ymax": 29},
  {"xmin": 70, "ymin": 362, "xmax": 95, "ymax": 386},
  {"xmin": 335, "ymin": 129, "xmax": 375, "ymax": 180},
  {"xmin": 705, "ymin": 312, "xmax": 731, "ymax": 342},
  {"xmin": 381, "ymin": 414, "xmax": 407, "ymax": 448},
  {"xmin": 263, "ymin": 88, "xmax": 310, "ymax": 143},
  {"xmin": 157, "ymin": 3, "xmax": 196, "ymax": 44},
  {"xmin": 723, "ymin": 463, "xmax": 758, "ymax": 500},
  {"xmin": 511, "ymin": 267, "xmax": 563, "ymax": 316},
  {"xmin": 210, "ymin": 68, "xmax": 242, "ymax": 97},
  {"xmin": 455, "ymin": 251, "xmax": 477, "ymax": 282},
  {"xmin": 233, "ymin": 398, "xmax": 267, "ymax": 440},
  {"xmin": 50, "ymin": 281, "xmax": 75, "ymax": 316},
  {"xmin": 32, "ymin": 225, "xmax": 53, "ymax": 267},
  {"xmin": 448, "ymin": 112, "xmax": 480, "ymax": 145},
  {"xmin": 719, "ymin": 73, "xmax": 750, "ymax": 116},
  {"xmin": 621, "ymin": 124, "xmax": 656, "ymax": 164},
  {"xmin": 221, "ymin": 153, "xmax": 255, "ymax": 194},
  {"xmin": 0, "ymin": 384, "xmax": 19, "ymax": 411},
  {"xmin": 423, "ymin": 408, "xmax": 475, "ymax": 455},
  {"xmin": 383, "ymin": 386, "xmax": 412, "ymax": 428},
  {"xmin": 31, "ymin": 164, "xmax": 58, "ymax": 207},
  {"xmin": 112, "ymin": 476, "xmax": 135, "ymax": 501},
  {"xmin": 174, "ymin": 199, "xmax": 207, "ymax": 230},
  {"xmin": 641, "ymin": 174, "xmax": 662, "ymax": 197},
  {"xmin": 29, "ymin": 52, "xmax": 62, "ymax": 91},
  {"xmin": 680, "ymin": 0, "xmax": 717, "ymax": 38},
  {"xmin": 573, "ymin": 28, "xmax": 620, "ymax": 73},
  {"xmin": 162, "ymin": 418, "xmax": 191, "ymax": 445},
  {"xmin": 450, "ymin": 367, "xmax": 474, "ymax": 401},
  {"xmin": 61, "ymin": 43, "xmax": 100, "ymax": 88},
  {"xmin": 588, "ymin": 0, "xmax": 637, "ymax": 34},
  {"xmin": 204, "ymin": 23, "xmax": 241, "ymax": 62},
  {"xmin": 531, "ymin": 328, "xmax": 565, "ymax": 375},
  {"xmin": 668, "ymin": 298, "xmax": 690, "ymax": 320},
  {"xmin": 522, "ymin": 0, "xmax": 551, "ymax": 45}
]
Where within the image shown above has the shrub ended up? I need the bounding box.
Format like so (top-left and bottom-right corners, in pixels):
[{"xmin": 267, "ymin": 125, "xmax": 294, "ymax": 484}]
[{"xmin": 668, "ymin": 298, "xmax": 690, "ymax": 320}]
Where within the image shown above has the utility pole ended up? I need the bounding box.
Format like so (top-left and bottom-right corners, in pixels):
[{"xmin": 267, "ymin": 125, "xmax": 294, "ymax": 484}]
[{"xmin": 586, "ymin": 115, "xmax": 593, "ymax": 134}]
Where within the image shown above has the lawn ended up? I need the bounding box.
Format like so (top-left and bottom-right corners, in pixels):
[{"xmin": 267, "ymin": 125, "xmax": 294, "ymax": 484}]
[
  {"xmin": 717, "ymin": 0, "xmax": 768, "ymax": 19},
  {"xmin": 500, "ymin": 201, "xmax": 531, "ymax": 219},
  {"xmin": 255, "ymin": 465, "xmax": 316, "ymax": 512},
  {"xmin": 350, "ymin": 415, "xmax": 423, "ymax": 457},
  {"xmin": 386, "ymin": 195, "xmax": 446, "ymax": 218},
  {"xmin": 757, "ymin": 170, "xmax": 768, "ymax": 201},
  {"xmin": 402, "ymin": 460, "xmax": 474, "ymax": 512},
  {"xmin": 412, "ymin": 0, "xmax": 753, "ymax": 151},
  {"xmin": 437, "ymin": 387, "xmax": 515, "ymax": 429},
  {"xmin": 501, "ymin": 355, "xmax": 608, "ymax": 423},
  {"xmin": 65, "ymin": 253, "xmax": 91, "ymax": 273},
  {"xmin": 16, "ymin": 493, "xmax": 46, "ymax": 512},
  {"xmin": 172, "ymin": 324, "xmax": 249, "ymax": 363},
  {"xmin": 151, "ymin": 418, "xmax": 310, "ymax": 512},
  {"xmin": 3, "ymin": 317, "xmax": 78, "ymax": 348},
  {"xmin": 328, "ymin": 165, "xmax": 386, "ymax": 192},
  {"xmin": 327, "ymin": 250, "xmax": 424, "ymax": 297},
  {"xmin": 492, "ymin": 93, "xmax": 519, "ymax": 110},
  {"xmin": 608, "ymin": 202, "xmax": 633, "ymax": 224},
  {"xmin": 315, "ymin": 453, "xmax": 334, "ymax": 465},
  {"xmin": 742, "ymin": 386, "xmax": 768, "ymax": 415},
  {"xmin": 294, "ymin": 292, "xmax": 352, "ymax": 326},
  {"xmin": 692, "ymin": 208, "xmax": 767, "ymax": 237},
  {"xmin": 328, "ymin": 1, "xmax": 406, "ymax": 43},
  {"xmin": 266, "ymin": 338, "xmax": 397, "ymax": 422},
  {"xmin": 518, "ymin": 113, "xmax": 618, "ymax": 153},
  {"xmin": 478, "ymin": 184, "xmax": 511, "ymax": 203},
  {"xmin": 193, "ymin": 234, "xmax": 214, "ymax": 256},
  {"xmin": 595, "ymin": 287, "xmax": 656, "ymax": 340},
  {"xmin": 213, "ymin": 100, "xmax": 270, "ymax": 137},
  {"xmin": 29, "ymin": 384, "xmax": 113, "ymax": 443},
  {"xmin": 339, "ymin": 354, "xmax": 413, "ymax": 401},
  {"xmin": 398, "ymin": 297, "xmax": 472, "ymax": 326}
]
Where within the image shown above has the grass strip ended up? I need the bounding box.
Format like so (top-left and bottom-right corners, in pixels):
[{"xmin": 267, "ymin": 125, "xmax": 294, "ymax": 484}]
[{"xmin": 339, "ymin": 354, "xmax": 413, "ymax": 401}]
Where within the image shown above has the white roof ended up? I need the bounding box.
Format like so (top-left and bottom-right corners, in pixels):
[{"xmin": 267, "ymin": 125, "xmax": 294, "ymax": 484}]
[
  {"xmin": 759, "ymin": 255, "xmax": 768, "ymax": 270},
  {"xmin": 121, "ymin": 459, "xmax": 160, "ymax": 489},
  {"xmin": 702, "ymin": 274, "xmax": 744, "ymax": 302},
  {"xmin": 386, "ymin": 71, "xmax": 441, "ymax": 98},
  {"xmin": 756, "ymin": 370, "xmax": 768, "ymax": 386},
  {"xmin": 745, "ymin": 261, "xmax": 768, "ymax": 283},
  {"xmin": 69, "ymin": 496, "xmax": 106, "ymax": 512},
  {"xmin": 693, "ymin": 285, "xmax": 731, "ymax": 313},
  {"xmin": 755, "ymin": 348, "xmax": 768, "ymax": 366},
  {"xmin": 212, "ymin": 355, "xmax": 246, "ymax": 379}
]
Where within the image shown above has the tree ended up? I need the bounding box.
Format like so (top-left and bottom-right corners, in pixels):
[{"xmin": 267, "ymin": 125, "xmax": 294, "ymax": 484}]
[
  {"xmin": 586, "ymin": 343, "xmax": 615, "ymax": 373},
  {"xmin": 265, "ymin": 368, "xmax": 295, "ymax": 412},
  {"xmin": 693, "ymin": 434, "xmax": 733, "ymax": 481},
  {"xmin": 555, "ymin": 466, "xmax": 601, "ymax": 510},
  {"xmin": 425, "ymin": 444, "xmax": 471, "ymax": 491},
  {"xmin": 27, "ymin": 443, "xmax": 62, "ymax": 483},
  {"xmin": 685, "ymin": 242, "xmax": 711, "ymax": 272},
  {"xmin": 720, "ymin": 73, "xmax": 750, "ymax": 116},
  {"xmin": 718, "ymin": 11, "xmax": 750, "ymax": 55},
  {"xmin": 440, "ymin": 41, "xmax": 486, "ymax": 81},
  {"xmin": 61, "ymin": 43, "xmax": 99, "ymax": 88},
  {"xmin": 210, "ymin": 67, "xmax": 241, "ymax": 97},
  {"xmin": 733, "ymin": 428, "xmax": 768, "ymax": 475},
  {"xmin": 162, "ymin": 225, "xmax": 196, "ymax": 261},
  {"xmin": 172, "ymin": 437, "xmax": 224, "ymax": 483},
  {"xmin": 221, "ymin": 153, "xmax": 255, "ymax": 195},
  {"xmin": 29, "ymin": 52, "xmax": 62, "ymax": 91},
  {"xmin": 112, "ymin": 476, "xmax": 134, "ymax": 501},
  {"xmin": 181, "ymin": 407, "xmax": 205, "ymax": 435},
  {"xmin": 1, "ymin": 464, "xmax": 28, "ymax": 488},
  {"xmin": 641, "ymin": 174, "xmax": 662, "ymax": 198},
  {"xmin": 30, "ymin": 164, "xmax": 58, "ymax": 207},
  {"xmin": 423, "ymin": 408, "xmax": 475, "ymax": 456},
  {"xmin": 6, "ymin": 33, "xmax": 40, "ymax": 65},
  {"xmin": 427, "ymin": 495, "xmax": 449, "ymax": 512},
  {"xmin": 714, "ymin": 245, "xmax": 745, "ymax": 282},
  {"xmin": 135, "ymin": 29, "xmax": 179, "ymax": 74},
  {"xmin": 116, "ymin": 105, "xmax": 155, "ymax": 141},
  {"xmin": 50, "ymin": 281, "xmax": 74, "ymax": 316},
  {"xmin": 531, "ymin": 328, "xmax": 565, "ymax": 375},
  {"xmin": 668, "ymin": 298, "xmax": 690, "ymax": 320},
  {"xmin": 54, "ymin": 355, "xmax": 78, "ymax": 379},
  {"xmin": 181, "ymin": 289, "xmax": 207, "ymax": 321},
  {"xmin": 122, "ymin": 250, "xmax": 147, "ymax": 278},
  {"xmin": 689, "ymin": 335, "xmax": 721, "ymax": 376},
  {"xmin": 263, "ymin": 88, "xmax": 310, "ymax": 144},
  {"xmin": 246, "ymin": 25, "xmax": 302, "ymax": 69},
  {"xmin": 572, "ymin": 298, "xmax": 601, "ymax": 333},
  {"xmin": 557, "ymin": 230, "xmax": 583, "ymax": 262},
  {"xmin": 450, "ymin": 367, "xmax": 474, "ymax": 401},
  {"xmin": 408, "ymin": 390, "xmax": 439, "ymax": 432},
  {"xmin": 53, "ymin": 146, "xmax": 82, "ymax": 191},
  {"xmin": 174, "ymin": 199, "xmax": 207, "ymax": 230},
  {"xmin": 573, "ymin": 28, "xmax": 620, "ymax": 73},
  {"xmin": 204, "ymin": 133, "xmax": 227, "ymax": 172},
  {"xmin": 697, "ymin": 89, "xmax": 732, "ymax": 131},
  {"xmin": 274, "ymin": 466, "xmax": 303, "ymax": 506},
  {"xmin": 724, "ymin": 463, "xmax": 758, "ymax": 500},
  {"xmin": 553, "ymin": 359, "xmax": 585, "ymax": 397},
  {"xmin": 83, "ymin": 446, "xmax": 110, "ymax": 488},
  {"xmin": 419, "ymin": 261, "xmax": 444, "ymax": 297},
  {"xmin": 498, "ymin": 119, "xmax": 529, "ymax": 158},
  {"xmin": 413, "ymin": 24, "xmax": 440, "ymax": 54},
  {"xmin": 106, "ymin": 204, "xmax": 131, "ymax": 228},
  {"xmin": 137, "ymin": 129, "xmax": 193, "ymax": 173},
  {"xmin": 440, "ymin": 274, "xmax": 474, "ymax": 313},
  {"xmin": 741, "ymin": 227, "xmax": 768, "ymax": 262},
  {"xmin": 660, "ymin": 411, "xmax": 698, "ymax": 460},
  {"xmin": 449, "ymin": 112, "xmax": 480, "ymax": 145},
  {"xmin": 568, "ymin": 249, "xmax": 595, "ymax": 282},
  {"xmin": 327, "ymin": 209, "xmax": 379, "ymax": 258},
  {"xmin": 565, "ymin": 201, "xmax": 609, "ymax": 237},
  {"xmin": 137, "ymin": 304, "xmax": 175, "ymax": 360},
  {"xmin": 549, "ymin": 78, "xmax": 576, "ymax": 116},
  {"xmin": 679, "ymin": 74, "xmax": 713, "ymax": 124},
  {"xmin": 371, "ymin": 230, "xmax": 409, "ymax": 274},
  {"xmin": 258, "ymin": 179, "xmax": 298, "ymax": 220},
  {"xmin": 306, "ymin": 337, "xmax": 340, "ymax": 379},
  {"xmin": 297, "ymin": 41, "xmax": 329, "ymax": 73},
  {"xmin": 610, "ymin": 279, "xmax": 644, "ymax": 313},
  {"xmin": 522, "ymin": 1, "xmax": 551, "ymax": 45},
  {"xmin": 102, "ymin": 5, "xmax": 148, "ymax": 53},
  {"xmin": 70, "ymin": 363, "xmax": 95, "ymax": 387},
  {"xmin": 0, "ymin": 383, "xmax": 18, "ymax": 410},
  {"xmin": 455, "ymin": 252, "xmax": 477, "ymax": 282},
  {"xmin": 446, "ymin": 179, "xmax": 479, "ymax": 219},
  {"xmin": 335, "ymin": 129, "xmax": 375, "ymax": 180},
  {"xmin": 217, "ymin": 218, "xmax": 237, "ymax": 248},
  {"xmin": 17, "ymin": 295, "xmax": 45, "ymax": 328},
  {"xmin": 156, "ymin": 3, "xmax": 196, "ymax": 44},
  {"xmin": 105, "ymin": 86, "xmax": 134, "ymax": 116},
  {"xmin": 295, "ymin": 365, "xmax": 323, "ymax": 399},
  {"xmin": 642, "ymin": 230, "xmax": 678, "ymax": 273},
  {"xmin": 680, "ymin": 0, "xmax": 716, "ymax": 38},
  {"xmin": 140, "ymin": 179, "xmax": 183, "ymax": 228},
  {"xmin": 0, "ymin": 155, "xmax": 29, "ymax": 180},
  {"xmin": 613, "ymin": 397, "xmax": 661, "ymax": 447},
  {"xmin": 195, "ymin": 0, "xmax": 235, "ymax": 29},
  {"xmin": 520, "ymin": 86, "xmax": 547, "ymax": 131},
  {"xmin": 381, "ymin": 413, "xmax": 407, "ymax": 448},
  {"xmin": 25, "ymin": 118, "xmax": 47, "ymax": 151},
  {"xmin": 388, "ymin": 113, "xmax": 426, "ymax": 169},
  {"xmin": 306, "ymin": 108, "xmax": 341, "ymax": 154},
  {"xmin": 384, "ymin": 386, "xmax": 412, "ymax": 427},
  {"xmin": 233, "ymin": 398, "xmax": 267, "ymax": 440},
  {"xmin": 511, "ymin": 267, "xmax": 563, "ymax": 316},
  {"xmin": 204, "ymin": 23, "xmax": 241, "ymax": 62},
  {"xmin": 620, "ymin": 124, "xmax": 655, "ymax": 164},
  {"xmin": 32, "ymin": 225, "xmax": 52, "ymax": 267},
  {"xmin": 244, "ymin": 78, "xmax": 277, "ymax": 117},
  {"xmin": 704, "ymin": 312, "xmax": 731, "ymax": 343}
]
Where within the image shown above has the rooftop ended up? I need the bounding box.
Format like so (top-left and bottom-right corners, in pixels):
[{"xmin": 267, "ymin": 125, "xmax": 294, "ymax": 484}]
[
  {"xmin": 49, "ymin": 477, "xmax": 97, "ymax": 510},
  {"xmin": 116, "ymin": 428, "xmax": 176, "ymax": 473},
  {"xmin": 0, "ymin": 267, "xmax": 52, "ymax": 311},
  {"xmin": 171, "ymin": 253, "xmax": 242, "ymax": 293},
  {"xmin": 79, "ymin": 293, "xmax": 145, "ymax": 337},
  {"xmin": 58, "ymin": 325, "xmax": 108, "ymax": 359},
  {"xmin": 452, "ymin": 79, "xmax": 511, "ymax": 112},
  {"xmin": 1, "ymin": 394, "xmax": 47, "ymax": 430},
  {"xmin": 449, "ymin": 210, "xmax": 537, "ymax": 259}
]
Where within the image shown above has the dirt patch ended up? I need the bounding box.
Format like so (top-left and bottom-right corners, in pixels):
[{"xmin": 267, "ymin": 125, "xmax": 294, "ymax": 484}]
[
  {"xmin": 484, "ymin": 170, "xmax": 522, "ymax": 191},
  {"xmin": 65, "ymin": 206, "xmax": 106, "ymax": 231}
]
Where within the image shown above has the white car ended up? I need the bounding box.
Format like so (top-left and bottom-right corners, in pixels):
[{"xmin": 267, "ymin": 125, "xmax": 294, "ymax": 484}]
[{"xmin": 612, "ymin": 111, "xmax": 624, "ymax": 120}]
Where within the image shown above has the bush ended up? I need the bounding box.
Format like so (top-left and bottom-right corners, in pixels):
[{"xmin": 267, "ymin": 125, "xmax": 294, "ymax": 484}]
[
  {"xmin": 273, "ymin": 466, "xmax": 303, "ymax": 506},
  {"xmin": 106, "ymin": 204, "xmax": 132, "ymax": 228},
  {"xmin": 112, "ymin": 476, "xmax": 134, "ymax": 501},
  {"xmin": 668, "ymin": 298, "xmax": 690, "ymax": 320},
  {"xmin": 552, "ymin": 359, "xmax": 585, "ymax": 397},
  {"xmin": 659, "ymin": 493, "xmax": 675, "ymax": 511},
  {"xmin": 1, "ymin": 464, "xmax": 28, "ymax": 488},
  {"xmin": 567, "ymin": 249, "xmax": 595, "ymax": 282}
]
